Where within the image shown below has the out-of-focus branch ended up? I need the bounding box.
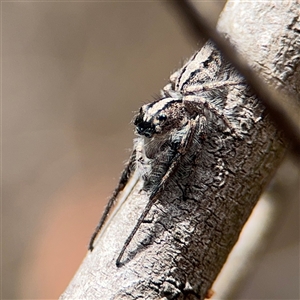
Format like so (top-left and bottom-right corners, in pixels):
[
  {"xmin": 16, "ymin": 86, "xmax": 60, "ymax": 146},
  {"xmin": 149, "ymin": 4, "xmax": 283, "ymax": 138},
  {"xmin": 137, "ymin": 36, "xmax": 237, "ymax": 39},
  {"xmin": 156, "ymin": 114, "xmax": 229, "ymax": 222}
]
[{"xmin": 169, "ymin": 0, "xmax": 300, "ymax": 158}]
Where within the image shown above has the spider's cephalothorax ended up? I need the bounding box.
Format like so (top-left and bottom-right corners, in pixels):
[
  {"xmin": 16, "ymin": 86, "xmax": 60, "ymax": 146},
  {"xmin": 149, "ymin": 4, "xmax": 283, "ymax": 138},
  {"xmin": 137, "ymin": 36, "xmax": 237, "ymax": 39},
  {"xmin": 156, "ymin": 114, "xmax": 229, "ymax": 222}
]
[{"xmin": 134, "ymin": 96, "xmax": 188, "ymax": 139}]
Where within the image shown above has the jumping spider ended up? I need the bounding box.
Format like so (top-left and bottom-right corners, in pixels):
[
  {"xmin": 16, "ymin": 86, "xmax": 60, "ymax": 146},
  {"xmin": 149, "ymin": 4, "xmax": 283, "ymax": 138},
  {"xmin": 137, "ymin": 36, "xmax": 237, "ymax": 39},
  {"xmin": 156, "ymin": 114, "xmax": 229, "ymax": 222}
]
[{"xmin": 89, "ymin": 88, "xmax": 237, "ymax": 266}]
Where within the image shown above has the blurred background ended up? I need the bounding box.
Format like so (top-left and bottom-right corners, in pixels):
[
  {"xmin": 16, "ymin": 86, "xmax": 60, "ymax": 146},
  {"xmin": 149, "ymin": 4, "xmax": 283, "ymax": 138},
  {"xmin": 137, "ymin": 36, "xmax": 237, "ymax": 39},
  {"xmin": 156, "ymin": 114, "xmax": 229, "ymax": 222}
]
[{"xmin": 2, "ymin": 1, "xmax": 299, "ymax": 299}]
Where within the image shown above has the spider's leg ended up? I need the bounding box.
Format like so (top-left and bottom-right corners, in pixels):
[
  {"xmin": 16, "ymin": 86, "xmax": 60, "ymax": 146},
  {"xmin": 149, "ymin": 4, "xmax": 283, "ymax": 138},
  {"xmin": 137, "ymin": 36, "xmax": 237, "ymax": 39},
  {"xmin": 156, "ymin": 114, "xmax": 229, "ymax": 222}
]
[
  {"xmin": 88, "ymin": 148, "xmax": 137, "ymax": 251},
  {"xmin": 185, "ymin": 80, "xmax": 241, "ymax": 94},
  {"xmin": 116, "ymin": 116, "xmax": 200, "ymax": 266},
  {"xmin": 184, "ymin": 99, "xmax": 239, "ymax": 138}
]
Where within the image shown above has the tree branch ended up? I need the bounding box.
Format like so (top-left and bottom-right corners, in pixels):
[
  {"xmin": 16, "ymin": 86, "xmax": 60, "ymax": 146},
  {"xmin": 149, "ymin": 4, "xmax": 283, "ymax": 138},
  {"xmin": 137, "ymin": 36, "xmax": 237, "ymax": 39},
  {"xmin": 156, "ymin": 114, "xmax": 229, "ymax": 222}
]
[
  {"xmin": 212, "ymin": 192, "xmax": 284, "ymax": 299},
  {"xmin": 60, "ymin": 1, "xmax": 299, "ymax": 300}
]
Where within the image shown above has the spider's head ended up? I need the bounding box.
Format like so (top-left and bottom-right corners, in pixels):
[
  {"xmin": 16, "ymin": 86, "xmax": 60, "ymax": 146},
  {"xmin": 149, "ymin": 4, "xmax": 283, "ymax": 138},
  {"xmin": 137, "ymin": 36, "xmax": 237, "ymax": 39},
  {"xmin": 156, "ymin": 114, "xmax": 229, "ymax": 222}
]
[{"xmin": 134, "ymin": 97, "xmax": 183, "ymax": 138}]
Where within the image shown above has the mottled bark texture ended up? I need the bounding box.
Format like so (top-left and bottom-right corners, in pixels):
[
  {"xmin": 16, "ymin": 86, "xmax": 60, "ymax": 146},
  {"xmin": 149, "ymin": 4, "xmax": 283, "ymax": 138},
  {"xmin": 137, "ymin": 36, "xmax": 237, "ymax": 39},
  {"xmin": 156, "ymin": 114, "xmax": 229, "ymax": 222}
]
[{"xmin": 60, "ymin": 1, "xmax": 299, "ymax": 300}]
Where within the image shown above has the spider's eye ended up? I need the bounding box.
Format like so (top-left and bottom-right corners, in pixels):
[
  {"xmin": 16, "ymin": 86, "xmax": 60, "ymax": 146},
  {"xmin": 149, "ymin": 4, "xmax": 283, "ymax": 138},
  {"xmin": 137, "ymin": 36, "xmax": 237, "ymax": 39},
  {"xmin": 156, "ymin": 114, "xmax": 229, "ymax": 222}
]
[{"xmin": 157, "ymin": 114, "xmax": 167, "ymax": 122}]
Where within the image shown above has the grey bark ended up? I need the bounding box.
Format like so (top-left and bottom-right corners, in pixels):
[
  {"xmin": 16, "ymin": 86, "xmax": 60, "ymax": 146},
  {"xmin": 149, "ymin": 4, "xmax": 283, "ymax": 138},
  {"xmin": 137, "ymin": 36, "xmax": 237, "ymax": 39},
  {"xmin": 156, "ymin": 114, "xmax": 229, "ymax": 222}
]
[{"xmin": 60, "ymin": 1, "xmax": 299, "ymax": 300}]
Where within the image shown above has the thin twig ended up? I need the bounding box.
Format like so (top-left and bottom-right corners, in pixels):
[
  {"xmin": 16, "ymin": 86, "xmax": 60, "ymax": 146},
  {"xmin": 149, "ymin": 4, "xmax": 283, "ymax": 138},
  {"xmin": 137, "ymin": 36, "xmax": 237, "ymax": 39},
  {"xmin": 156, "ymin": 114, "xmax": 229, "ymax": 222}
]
[{"xmin": 168, "ymin": 0, "xmax": 300, "ymax": 158}]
